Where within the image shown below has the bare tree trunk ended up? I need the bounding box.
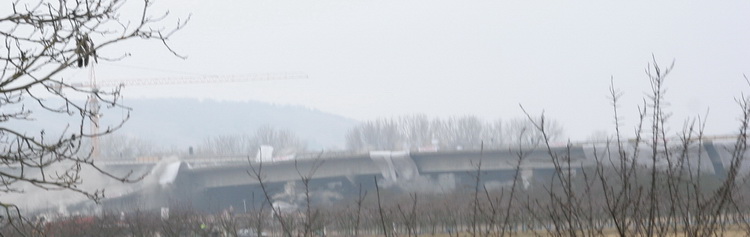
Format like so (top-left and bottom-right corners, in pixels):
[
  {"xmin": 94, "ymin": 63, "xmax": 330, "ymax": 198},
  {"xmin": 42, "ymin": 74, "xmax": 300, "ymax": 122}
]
[
  {"xmin": 247, "ymin": 156, "xmax": 292, "ymax": 237},
  {"xmin": 375, "ymin": 176, "xmax": 390, "ymax": 237},
  {"xmin": 355, "ymin": 183, "xmax": 368, "ymax": 237}
]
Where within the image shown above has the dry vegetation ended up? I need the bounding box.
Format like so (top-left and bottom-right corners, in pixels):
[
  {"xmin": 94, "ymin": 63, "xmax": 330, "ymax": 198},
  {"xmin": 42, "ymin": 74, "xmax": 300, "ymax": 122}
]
[
  {"xmin": 2, "ymin": 1, "xmax": 749, "ymax": 236},
  {"xmin": 4, "ymin": 59, "xmax": 750, "ymax": 236}
]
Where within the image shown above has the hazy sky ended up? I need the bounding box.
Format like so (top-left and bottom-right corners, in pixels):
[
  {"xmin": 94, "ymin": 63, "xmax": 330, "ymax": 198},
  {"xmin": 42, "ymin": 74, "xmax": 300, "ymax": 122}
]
[{"xmin": 80, "ymin": 1, "xmax": 750, "ymax": 141}]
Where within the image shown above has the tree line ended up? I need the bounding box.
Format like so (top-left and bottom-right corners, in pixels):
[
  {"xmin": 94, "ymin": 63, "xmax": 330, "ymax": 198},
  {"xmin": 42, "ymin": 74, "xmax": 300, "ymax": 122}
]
[
  {"xmin": 96, "ymin": 115, "xmax": 565, "ymax": 159},
  {"xmin": 345, "ymin": 115, "xmax": 564, "ymax": 152}
]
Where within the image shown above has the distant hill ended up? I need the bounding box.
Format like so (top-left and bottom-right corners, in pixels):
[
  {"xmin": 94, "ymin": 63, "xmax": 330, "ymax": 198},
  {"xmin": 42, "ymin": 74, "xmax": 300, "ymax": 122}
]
[
  {"xmin": 114, "ymin": 98, "xmax": 358, "ymax": 149},
  {"xmin": 9, "ymin": 98, "xmax": 358, "ymax": 150}
]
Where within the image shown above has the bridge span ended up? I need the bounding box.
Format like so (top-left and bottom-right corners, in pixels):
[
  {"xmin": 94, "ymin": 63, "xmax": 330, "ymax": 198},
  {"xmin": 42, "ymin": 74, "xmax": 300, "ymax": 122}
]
[
  {"xmin": 182, "ymin": 147, "xmax": 592, "ymax": 189},
  {"xmin": 91, "ymin": 141, "xmax": 736, "ymax": 213}
]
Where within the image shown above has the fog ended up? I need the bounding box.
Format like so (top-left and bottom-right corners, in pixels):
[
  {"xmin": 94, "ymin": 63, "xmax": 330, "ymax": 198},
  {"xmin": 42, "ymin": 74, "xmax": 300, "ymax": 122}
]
[
  {"xmin": 67, "ymin": 0, "xmax": 750, "ymax": 141},
  {"xmin": 3, "ymin": 0, "xmax": 750, "ymax": 235}
]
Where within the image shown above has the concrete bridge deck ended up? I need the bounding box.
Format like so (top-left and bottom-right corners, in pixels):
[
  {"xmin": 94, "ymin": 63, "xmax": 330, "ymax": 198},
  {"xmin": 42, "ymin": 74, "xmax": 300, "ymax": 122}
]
[{"xmin": 89, "ymin": 141, "xmax": 738, "ymax": 212}]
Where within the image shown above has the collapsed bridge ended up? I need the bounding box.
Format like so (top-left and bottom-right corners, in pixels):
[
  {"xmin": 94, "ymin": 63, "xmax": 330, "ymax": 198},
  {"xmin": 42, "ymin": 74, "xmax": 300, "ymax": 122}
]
[{"xmin": 95, "ymin": 141, "xmax": 735, "ymax": 213}]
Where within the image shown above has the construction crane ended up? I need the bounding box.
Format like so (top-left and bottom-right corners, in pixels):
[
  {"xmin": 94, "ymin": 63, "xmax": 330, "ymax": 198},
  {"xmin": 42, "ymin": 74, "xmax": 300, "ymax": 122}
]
[{"xmin": 73, "ymin": 66, "xmax": 308, "ymax": 159}]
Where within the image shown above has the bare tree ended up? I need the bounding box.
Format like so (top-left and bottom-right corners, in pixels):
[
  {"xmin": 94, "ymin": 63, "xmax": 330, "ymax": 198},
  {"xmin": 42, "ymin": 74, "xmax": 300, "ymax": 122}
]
[
  {"xmin": 246, "ymin": 156, "xmax": 293, "ymax": 237},
  {"xmin": 98, "ymin": 134, "xmax": 161, "ymax": 159},
  {"xmin": 0, "ymin": 0, "xmax": 187, "ymax": 231},
  {"xmin": 346, "ymin": 119, "xmax": 404, "ymax": 151},
  {"xmin": 294, "ymin": 154, "xmax": 325, "ymax": 237},
  {"xmin": 198, "ymin": 126, "xmax": 307, "ymax": 156},
  {"xmin": 512, "ymin": 58, "xmax": 750, "ymax": 237},
  {"xmin": 399, "ymin": 114, "xmax": 433, "ymax": 149},
  {"xmin": 347, "ymin": 115, "xmax": 502, "ymax": 151},
  {"xmin": 246, "ymin": 191, "xmax": 270, "ymax": 237},
  {"xmin": 199, "ymin": 134, "xmax": 256, "ymax": 155},
  {"xmin": 395, "ymin": 193, "xmax": 418, "ymax": 237},
  {"xmin": 503, "ymin": 117, "xmax": 564, "ymax": 148},
  {"xmin": 469, "ymin": 144, "xmax": 484, "ymax": 237},
  {"xmin": 353, "ymin": 183, "xmax": 367, "ymax": 236},
  {"xmin": 374, "ymin": 176, "xmax": 391, "ymax": 237},
  {"xmin": 123, "ymin": 209, "xmax": 159, "ymax": 237}
]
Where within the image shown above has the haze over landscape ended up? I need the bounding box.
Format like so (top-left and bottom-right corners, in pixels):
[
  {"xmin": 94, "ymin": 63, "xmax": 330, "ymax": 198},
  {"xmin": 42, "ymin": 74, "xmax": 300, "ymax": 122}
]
[
  {"xmin": 4, "ymin": 0, "xmax": 750, "ymax": 236},
  {"xmin": 66, "ymin": 0, "xmax": 750, "ymax": 141}
]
